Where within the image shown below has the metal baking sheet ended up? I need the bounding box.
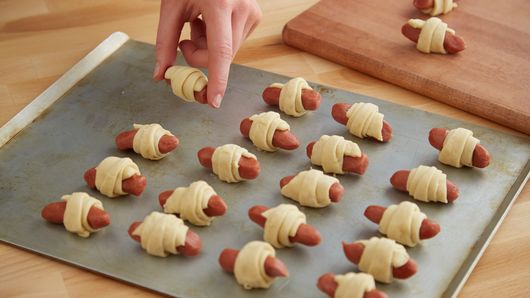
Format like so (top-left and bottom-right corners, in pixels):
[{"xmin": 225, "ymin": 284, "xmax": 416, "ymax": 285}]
[{"xmin": 1, "ymin": 33, "xmax": 529, "ymax": 298}]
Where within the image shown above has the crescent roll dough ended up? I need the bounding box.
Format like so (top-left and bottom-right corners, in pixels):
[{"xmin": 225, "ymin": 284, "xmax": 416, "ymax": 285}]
[
  {"xmin": 421, "ymin": 0, "xmax": 457, "ymax": 16},
  {"xmin": 262, "ymin": 204, "xmax": 306, "ymax": 248},
  {"xmin": 378, "ymin": 201, "xmax": 427, "ymax": 247},
  {"xmin": 61, "ymin": 192, "xmax": 104, "ymax": 238},
  {"xmin": 310, "ymin": 135, "xmax": 362, "ymax": 174},
  {"xmin": 346, "ymin": 103, "xmax": 385, "ymax": 141},
  {"xmin": 438, "ymin": 127, "xmax": 480, "ymax": 168},
  {"xmin": 334, "ymin": 272, "xmax": 376, "ymax": 298},
  {"xmin": 407, "ymin": 165, "xmax": 448, "ymax": 203},
  {"xmin": 132, "ymin": 123, "xmax": 174, "ymax": 160},
  {"xmin": 270, "ymin": 77, "xmax": 312, "ymax": 117},
  {"xmin": 163, "ymin": 180, "xmax": 217, "ymax": 226},
  {"xmin": 408, "ymin": 18, "xmax": 456, "ymax": 54},
  {"xmin": 164, "ymin": 65, "xmax": 208, "ymax": 102},
  {"xmin": 248, "ymin": 111, "xmax": 290, "ymax": 152},
  {"xmin": 356, "ymin": 237, "xmax": 409, "ymax": 283},
  {"xmin": 234, "ymin": 241, "xmax": 277, "ymax": 289},
  {"xmin": 95, "ymin": 156, "xmax": 141, "ymax": 198},
  {"xmin": 281, "ymin": 169, "xmax": 339, "ymax": 208},
  {"xmin": 132, "ymin": 211, "xmax": 189, "ymax": 257},
  {"xmin": 211, "ymin": 144, "xmax": 257, "ymax": 183}
]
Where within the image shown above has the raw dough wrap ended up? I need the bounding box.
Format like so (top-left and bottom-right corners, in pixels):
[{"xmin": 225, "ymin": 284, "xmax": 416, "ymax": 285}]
[
  {"xmin": 281, "ymin": 169, "xmax": 338, "ymax": 208},
  {"xmin": 234, "ymin": 241, "xmax": 276, "ymax": 289},
  {"xmin": 211, "ymin": 144, "xmax": 257, "ymax": 183},
  {"xmin": 164, "ymin": 65, "xmax": 208, "ymax": 102},
  {"xmin": 406, "ymin": 165, "xmax": 448, "ymax": 203},
  {"xmin": 334, "ymin": 272, "xmax": 376, "ymax": 298},
  {"xmin": 357, "ymin": 237, "xmax": 409, "ymax": 283},
  {"xmin": 132, "ymin": 123, "xmax": 174, "ymax": 160},
  {"xmin": 62, "ymin": 192, "xmax": 104, "ymax": 238},
  {"xmin": 378, "ymin": 201, "xmax": 427, "ymax": 247},
  {"xmin": 270, "ymin": 77, "xmax": 312, "ymax": 117},
  {"xmin": 163, "ymin": 180, "xmax": 217, "ymax": 226},
  {"xmin": 310, "ymin": 135, "xmax": 362, "ymax": 174},
  {"xmin": 346, "ymin": 103, "xmax": 384, "ymax": 141},
  {"xmin": 408, "ymin": 17, "xmax": 456, "ymax": 54},
  {"xmin": 262, "ymin": 204, "xmax": 306, "ymax": 248},
  {"xmin": 422, "ymin": 0, "xmax": 457, "ymax": 16},
  {"xmin": 249, "ymin": 111, "xmax": 290, "ymax": 152},
  {"xmin": 132, "ymin": 211, "xmax": 189, "ymax": 257},
  {"xmin": 438, "ymin": 128, "xmax": 480, "ymax": 168},
  {"xmin": 95, "ymin": 156, "xmax": 141, "ymax": 198}
]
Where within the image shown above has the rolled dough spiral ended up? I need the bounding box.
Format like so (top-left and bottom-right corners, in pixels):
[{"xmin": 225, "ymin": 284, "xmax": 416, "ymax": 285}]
[
  {"xmin": 281, "ymin": 169, "xmax": 338, "ymax": 208},
  {"xmin": 346, "ymin": 103, "xmax": 384, "ymax": 141},
  {"xmin": 421, "ymin": 0, "xmax": 457, "ymax": 16},
  {"xmin": 249, "ymin": 111, "xmax": 290, "ymax": 152},
  {"xmin": 164, "ymin": 65, "xmax": 208, "ymax": 102},
  {"xmin": 406, "ymin": 165, "xmax": 448, "ymax": 203},
  {"xmin": 270, "ymin": 77, "xmax": 312, "ymax": 117},
  {"xmin": 408, "ymin": 17, "xmax": 456, "ymax": 54},
  {"xmin": 334, "ymin": 272, "xmax": 376, "ymax": 298},
  {"xmin": 132, "ymin": 211, "xmax": 189, "ymax": 257},
  {"xmin": 132, "ymin": 123, "xmax": 174, "ymax": 160},
  {"xmin": 262, "ymin": 204, "xmax": 306, "ymax": 248},
  {"xmin": 378, "ymin": 201, "xmax": 427, "ymax": 247},
  {"xmin": 163, "ymin": 180, "xmax": 217, "ymax": 226},
  {"xmin": 211, "ymin": 144, "xmax": 257, "ymax": 183},
  {"xmin": 310, "ymin": 135, "xmax": 362, "ymax": 174},
  {"xmin": 357, "ymin": 237, "xmax": 409, "ymax": 283},
  {"xmin": 95, "ymin": 156, "xmax": 141, "ymax": 198},
  {"xmin": 62, "ymin": 192, "xmax": 104, "ymax": 238},
  {"xmin": 438, "ymin": 127, "xmax": 480, "ymax": 168},
  {"xmin": 234, "ymin": 241, "xmax": 277, "ymax": 289}
]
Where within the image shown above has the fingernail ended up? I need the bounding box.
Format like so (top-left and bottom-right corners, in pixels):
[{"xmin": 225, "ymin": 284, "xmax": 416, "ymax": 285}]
[
  {"xmin": 153, "ymin": 62, "xmax": 160, "ymax": 79},
  {"xmin": 211, "ymin": 94, "xmax": 222, "ymax": 108}
]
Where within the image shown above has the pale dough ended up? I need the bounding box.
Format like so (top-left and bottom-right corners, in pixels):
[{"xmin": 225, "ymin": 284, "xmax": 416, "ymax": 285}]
[
  {"xmin": 310, "ymin": 135, "xmax": 361, "ymax": 174},
  {"xmin": 132, "ymin": 123, "xmax": 174, "ymax": 160},
  {"xmin": 270, "ymin": 77, "xmax": 312, "ymax": 117},
  {"xmin": 438, "ymin": 127, "xmax": 480, "ymax": 168},
  {"xmin": 211, "ymin": 144, "xmax": 257, "ymax": 183},
  {"xmin": 249, "ymin": 111, "xmax": 290, "ymax": 152},
  {"xmin": 408, "ymin": 17, "xmax": 456, "ymax": 54},
  {"xmin": 422, "ymin": 0, "xmax": 457, "ymax": 16},
  {"xmin": 234, "ymin": 241, "xmax": 277, "ymax": 289},
  {"xmin": 262, "ymin": 204, "xmax": 306, "ymax": 248},
  {"xmin": 163, "ymin": 180, "xmax": 217, "ymax": 226},
  {"xmin": 357, "ymin": 237, "xmax": 409, "ymax": 283},
  {"xmin": 406, "ymin": 165, "xmax": 448, "ymax": 203},
  {"xmin": 378, "ymin": 201, "xmax": 427, "ymax": 247},
  {"xmin": 95, "ymin": 156, "xmax": 141, "ymax": 198},
  {"xmin": 132, "ymin": 211, "xmax": 189, "ymax": 257},
  {"xmin": 346, "ymin": 103, "xmax": 384, "ymax": 141},
  {"xmin": 334, "ymin": 272, "xmax": 376, "ymax": 298},
  {"xmin": 164, "ymin": 65, "xmax": 208, "ymax": 102},
  {"xmin": 281, "ymin": 169, "xmax": 338, "ymax": 208},
  {"xmin": 62, "ymin": 192, "xmax": 104, "ymax": 238}
]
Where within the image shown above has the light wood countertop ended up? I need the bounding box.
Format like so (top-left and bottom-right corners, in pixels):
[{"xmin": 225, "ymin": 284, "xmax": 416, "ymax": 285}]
[{"xmin": 0, "ymin": 1, "xmax": 528, "ymax": 297}]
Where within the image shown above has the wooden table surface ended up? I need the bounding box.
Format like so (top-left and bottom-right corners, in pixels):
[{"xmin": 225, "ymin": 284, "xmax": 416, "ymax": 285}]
[{"xmin": 0, "ymin": 1, "xmax": 528, "ymax": 297}]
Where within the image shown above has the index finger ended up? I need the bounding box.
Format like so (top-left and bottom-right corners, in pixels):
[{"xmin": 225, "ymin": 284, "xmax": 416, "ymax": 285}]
[{"xmin": 153, "ymin": 0, "xmax": 185, "ymax": 80}]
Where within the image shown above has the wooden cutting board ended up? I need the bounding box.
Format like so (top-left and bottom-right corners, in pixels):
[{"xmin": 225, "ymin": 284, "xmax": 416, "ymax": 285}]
[{"xmin": 283, "ymin": 0, "xmax": 530, "ymax": 135}]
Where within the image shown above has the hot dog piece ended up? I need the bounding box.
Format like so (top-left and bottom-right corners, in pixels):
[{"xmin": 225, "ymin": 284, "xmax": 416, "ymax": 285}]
[
  {"xmin": 240, "ymin": 116, "xmax": 300, "ymax": 150},
  {"xmin": 390, "ymin": 169, "xmax": 459, "ymax": 202},
  {"xmin": 41, "ymin": 201, "xmax": 110, "ymax": 229},
  {"xmin": 218, "ymin": 248, "xmax": 289, "ymax": 277},
  {"xmin": 197, "ymin": 145, "xmax": 260, "ymax": 181},
  {"xmin": 115, "ymin": 129, "xmax": 179, "ymax": 155},
  {"xmin": 262, "ymin": 87, "xmax": 321, "ymax": 111},
  {"xmin": 401, "ymin": 23, "xmax": 465, "ymax": 54},
  {"xmin": 317, "ymin": 272, "xmax": 388, "ymax": 298},
  {"xmin": 331, "ymin": 104, "xmax": 393, "ymax": 142},
  {"xmin": 128, "ymin": 220, "xmax": 201, "ymax": 257},
  {"xmin": 280, "ymin": 175, "xmax": 344, "ymax": 203},
  {"xmin": 306, "ymin": 141, "xmax": 369, "ymax": 175},
  {"xmin": 159, "ymin": 190, "xmax": 227, "ymax": 217},
  {"xmin": 83, "ymin": 167, "xmax": 147, "ymax": 197},
  {"xmin": 429, "ymin": 128, "xmax": 491, "ymax": 168},
  {"xmin": 248, "ymin": 205, "xmax": 322, "ymax": 247}
]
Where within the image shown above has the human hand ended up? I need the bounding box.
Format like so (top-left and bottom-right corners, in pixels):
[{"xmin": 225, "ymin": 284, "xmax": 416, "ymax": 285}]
[{"xmin": 153, "ymin": 0, "xmax": 262, "ymax": 108}]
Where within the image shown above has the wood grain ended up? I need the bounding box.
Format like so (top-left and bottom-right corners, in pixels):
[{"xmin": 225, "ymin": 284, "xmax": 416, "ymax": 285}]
[
  {"xmin": 283, "ymin": 0, "xmax": 530, "ymax": 135},
  {"xmin": 0, "ymin": 1, "xmax": 528, "ymax": 297}
]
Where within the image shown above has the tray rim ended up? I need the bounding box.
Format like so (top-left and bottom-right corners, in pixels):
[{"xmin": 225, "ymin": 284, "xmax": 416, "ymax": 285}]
[{"xmin": 0, "ymin": 32, "xmax": 529, "ymax": 298}]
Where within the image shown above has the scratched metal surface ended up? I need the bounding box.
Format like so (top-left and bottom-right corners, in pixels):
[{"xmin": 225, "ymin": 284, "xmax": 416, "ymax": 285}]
[{"xmin": 0, "ymin": 39, "xmax": 529, "ymax": 298}]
